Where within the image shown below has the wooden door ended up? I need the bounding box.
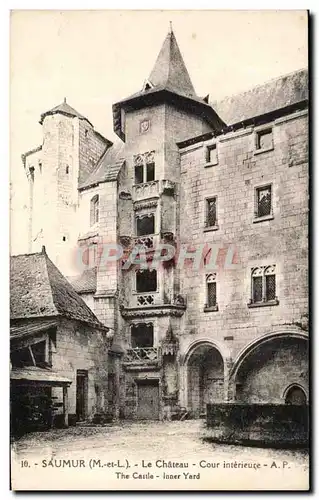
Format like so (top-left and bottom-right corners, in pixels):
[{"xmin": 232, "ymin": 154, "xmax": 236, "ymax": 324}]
[
  {"xmin": 136, "ymin": 381, "xmax": 159, "ymax": 420},
  {"xmin": 76, "ymin": 370, "xmax": 88, "ymax": 421}
]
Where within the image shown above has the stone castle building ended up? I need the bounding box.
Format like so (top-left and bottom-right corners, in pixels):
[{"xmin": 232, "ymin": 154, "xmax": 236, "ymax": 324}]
[{"xmin": 20, "ymin": 28, "xmax": 309, "ymax": 420}]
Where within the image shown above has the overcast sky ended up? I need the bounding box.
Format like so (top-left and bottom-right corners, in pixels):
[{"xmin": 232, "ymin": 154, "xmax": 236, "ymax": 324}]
[{"xmin": 10, "ymin": 9, "xmax": 308, "ymax": 252}]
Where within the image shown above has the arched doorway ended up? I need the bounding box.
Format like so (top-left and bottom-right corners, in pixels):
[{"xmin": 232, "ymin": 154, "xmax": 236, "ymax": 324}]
[
  {"xmin": 285, "ymin": 385, "xmax": 307, "ymax": 405},
  {"xmin": 232, "ymin": 335, "xmax": 308, "ymax": 403},
  {"xmin": 186, "ymin": 343, "xmax": 224, "ymax": 417}
]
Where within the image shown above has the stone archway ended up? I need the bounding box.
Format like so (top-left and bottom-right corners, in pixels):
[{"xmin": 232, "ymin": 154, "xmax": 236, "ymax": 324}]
[
  {"xmin": 231, "ymin": 333, "xmax": 308, "ymax": 403},
  {"xmin": 284, "ymin": 384, "xmax": 307, "ymax": 405},
  {"xmin": 186, "ymin": 343, "xmax": 224, "ymax": 417}
]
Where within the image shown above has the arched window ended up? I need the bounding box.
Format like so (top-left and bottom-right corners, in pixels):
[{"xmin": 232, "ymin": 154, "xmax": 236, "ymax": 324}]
[
  {"xmin": 90, "ymin": 194, "xmax": 99, "ymax": 226},
  {"xmin": 206, "ymin": 273, "xmax": 217, "ymax": 308},
  {"xmin": 251, "ymin": 265, "xmax": 277, "ymax": 304},
  {"xmin": 285, "ymin": 385, "xmax": 307, "ymax": 405}
]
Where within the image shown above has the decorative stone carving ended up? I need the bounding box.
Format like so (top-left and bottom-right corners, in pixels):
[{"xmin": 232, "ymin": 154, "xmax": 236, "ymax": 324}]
[
  {"xmin": 119, "ymin": 236, "xmax": 132, "ymax": 248},
  {"xmin": 134, "ymin": 235, "xmax": 154, "ymax": 250},
  {"xmin": 124, "ymin": 347, "xmax": 158, "ymax": 363},
  {"xmin": 121, "ymin": 305, "xmax": 186, "ymax": 319},
  {"xmin": 133, "ymin": 181, "xmax": 159, "ymax": 202},
  {"xmin": 161, "ymin": 179, "xmax": 176, "ymax": 196},
  {"xmin": 174, "ymin": 294, "xmax": 186, "ymax": 307},
  {"xmin": 133, "ymin": 150, "xmax": 155, "ymax": 166},
  {"xmin": 134, "ymin": 198, "xmax": 158, "ymax": 210},
  {"xmin": 119, "ymin": 191, "xmax": 132, "ymax": 200},
  {"xmin": 161, "ymin": 231, "xmax": 175, "ymax": 244},
  {"xmin": 161, "ymin": 324, "xmax": 179, "ymax": 356}
]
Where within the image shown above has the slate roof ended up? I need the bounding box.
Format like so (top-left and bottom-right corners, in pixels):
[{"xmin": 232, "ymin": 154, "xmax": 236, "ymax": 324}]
[
  {"xmin": 211, "ymin": 68, "xmax": 308, "ymax": 126},
  {"xmin": 79, "ymin": 140, "xmax": 125, "ymax": 190},
  {"xmin": 39, "ymin": 100, "xmax": 111, "ymax": 145},
  {"xmin": 149, "ymin": 30, "xmax": 195, "ymax": 97},
  {"xmin": 113, "ymin": 29, "xmax": 226, "ymax": 140},
  {"xmin": 10, "ymin": 248, "xmax": 106, "ymax": 330},
  {"xmin": 39, "ymin": 100, "xmax": 93, "ymax": 126},
  {"xmin": 68, "ymin": 268, "xmax": 97, "ymax": 294}
]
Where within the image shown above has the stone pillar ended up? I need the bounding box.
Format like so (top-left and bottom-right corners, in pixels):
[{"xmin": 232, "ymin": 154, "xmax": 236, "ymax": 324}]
[
  {"xmin": 113, "ymin": 357, "xmax": 121, "ymax": 421},
  {"xmin": 63, "ymin": 385, "xmax": 69, "ymax": 427},
  {"xmin": 224, "ymin": 358, "xmax": 233, "ymax": 402},
  {"xmin": 179, "ymin": 363, "xmax": 187, "ymax": 408}
]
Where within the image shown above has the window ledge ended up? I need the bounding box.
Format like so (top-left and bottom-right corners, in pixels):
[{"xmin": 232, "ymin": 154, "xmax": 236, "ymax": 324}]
[
  {"xmin": 203, "ymin": 224, "xmax": 219, "ymax": 233},
  {"xmin": 254, "ymin": 146, "xmax": 274, "ymax": 156},
  {"xmin": 247, "ymin": 299, "xmax": 279, "ymax": 308},
  {"xmin": 253, "ymin": 214, "xmax": 274, "ymax": 224},
  {"xmin": 204, "ymin": 305, "xmax": 219, "ymax": 312},
  {"xmin": 204, "ymin": 161, "xmax": 218, "ymax": 168}
]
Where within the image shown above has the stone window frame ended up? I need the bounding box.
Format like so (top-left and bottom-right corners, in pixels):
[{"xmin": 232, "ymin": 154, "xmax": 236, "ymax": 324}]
[
  {"xmin": 204, "ymin": 273, "xmax": 219, "ymax": 312},
  {"xmin": 133, "ymin": 151, "xmax": 156, "ymax": 185},
  {"xmin": 130, "ymin": 322, "xmax": 155, "ymax": 348},
  {"xmin": 133, "ymin": 268, "xmax": 158, "ymax": 294},
  {"xmin": 205, "ymin": 142, "xmax": 218, "ymax": 167},
  {"xmin": 253, "ymin": 182, "xmax": 274, "ymax": 223},
  {"xmin": 135, "ymin": 212, "xmax": 156, "ymax": 237},
  {"xmin": 204, "ymin": 195, "xmax": 219, "ymax": 232},
  {"xmin": 90, "ymin": 194, "xmax": 99, "ymax": 227},
  {"xmin": 254, "ymin": 125, "xmax": 274, "ymax": 155},
  {"xmin": 248, "ymin": 265, "xmax": 279, "ymax": 308}
]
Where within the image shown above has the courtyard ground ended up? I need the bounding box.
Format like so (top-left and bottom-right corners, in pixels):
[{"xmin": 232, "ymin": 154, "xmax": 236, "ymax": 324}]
[{"xmin": 11, "ymin": 420, "xmax": 309, "ymax": 491}]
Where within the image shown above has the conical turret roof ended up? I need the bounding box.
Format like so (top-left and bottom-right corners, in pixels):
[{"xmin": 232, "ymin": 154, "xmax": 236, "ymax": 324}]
[
  {"xmin": 148, "ymin": 29, "xmax": 196, "ymax": 98},
  {"xmin": 112, "ymin": 27, "xmax": 225, "ymax": 141},
  {"xmin": 39, "ymin": 98, "xmax": 93, "ymax": 126}
]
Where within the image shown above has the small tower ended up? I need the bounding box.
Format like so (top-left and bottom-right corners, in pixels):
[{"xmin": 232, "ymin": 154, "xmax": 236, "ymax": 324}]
[{"xmin": 23, "ymin": 99, "xmax": 111, "ymax": 277}]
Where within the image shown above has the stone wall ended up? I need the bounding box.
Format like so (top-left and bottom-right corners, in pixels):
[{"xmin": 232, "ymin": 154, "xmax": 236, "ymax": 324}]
[
  {"xmin": 206, "ymin": 403, "xmax": 309, "ymax": 447},
  {"xmin": 78, "ymin": 120, "xmax": 106, "ymax": 185},
  {"xmin": 178, "ymin": 109, "xmax": 308, "ymax": 366},
  {"xmin": 235, "ymin": 337, "xmax": 308, "ymax": 403},
  {"xmin": 51, "ymin": 318, "xmax": 109, "ymax": 418}
]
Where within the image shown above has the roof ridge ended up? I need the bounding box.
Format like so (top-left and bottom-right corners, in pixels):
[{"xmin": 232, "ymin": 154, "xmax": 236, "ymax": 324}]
[
  {"xmin": 42, "ymin": 253, "xmax": 60, "ymax": 317},
  {"xmin": 11, "ymin": 250, "xmax": 45, "ymax": 258}
]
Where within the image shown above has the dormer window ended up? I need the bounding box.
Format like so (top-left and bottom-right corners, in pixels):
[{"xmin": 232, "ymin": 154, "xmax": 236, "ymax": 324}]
[
  {"xmin": 90, "ymin": 194, "xmax": 99, "ymax": 226},
  {"xmin": 142, "ymin": 79, "xmax": 154, "ymax": 92}
]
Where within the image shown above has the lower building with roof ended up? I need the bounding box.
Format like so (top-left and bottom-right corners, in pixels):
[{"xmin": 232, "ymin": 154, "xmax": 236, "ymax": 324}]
[{"xmin": 10, "ymin": 246, "xmax": 121, "ymax": 435}]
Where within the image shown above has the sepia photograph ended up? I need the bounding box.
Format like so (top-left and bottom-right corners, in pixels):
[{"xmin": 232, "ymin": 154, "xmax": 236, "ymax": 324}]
[{"xmin": 9, "ymin": 9, "xmax": 309, "ymax": 491}]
